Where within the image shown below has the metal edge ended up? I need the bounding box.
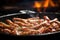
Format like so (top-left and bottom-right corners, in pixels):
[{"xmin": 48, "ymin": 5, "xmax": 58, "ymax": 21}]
[
  {"xmin": 0, "ymin": 12, "xmax": 60, "ymax": 18},
  {"xmin": 0, "ymin": 13, "xmax": 21, "ymax": 18}
]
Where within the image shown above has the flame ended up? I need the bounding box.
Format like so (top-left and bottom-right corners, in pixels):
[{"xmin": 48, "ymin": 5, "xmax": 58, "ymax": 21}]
[
  {"xmin": 43, "ymin": 0, "xmax": 49, "ymax": 7},
  {"xmin": 33, "ymin": 0, "xmax": 58, "ymax": 12},
  {"xmin": 43, "ymin": 0, "xmax": 57, "ymax": 7},
  {"xmin": 50, "ymin": 0, "xmax": 57, "ymax": 7},
  {"xmin": 33, "ymin": 1, "xmax": 42, "ymax": 12},
  {"xmin": 33, "ymin": 1, "xmax": 41, "ymax": 8}
]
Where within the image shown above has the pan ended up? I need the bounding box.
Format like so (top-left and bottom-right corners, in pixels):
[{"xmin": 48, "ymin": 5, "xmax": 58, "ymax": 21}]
[{"xmin": 0, "ymin": 12, "xmax": 60, "ymax": 40}]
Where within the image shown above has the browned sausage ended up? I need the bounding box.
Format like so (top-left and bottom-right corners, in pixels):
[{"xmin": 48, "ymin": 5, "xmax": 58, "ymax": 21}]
[
  {"xmin": 13, "ymin": 18, "xmax": 28, "ymax": 24},
  {"xmin": 6, "ymin": 19, "xmax": 20, "ymax": 27},
  {"xmin": 0, "ymin": 22, "xmax": 10, "ymax": 28}
]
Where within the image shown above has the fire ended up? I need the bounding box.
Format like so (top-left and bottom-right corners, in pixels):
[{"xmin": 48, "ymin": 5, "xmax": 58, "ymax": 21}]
[
  {"xmin": 43, "ymin": 0, "xmax": 57, "ymax": 7},
  {"xmin": 43, "ymin": 0, "xmax": 49, "ymax": 7},
  {"xmin": 33, "ymin": 0, "xmax": 58, "ymax": 12},
  {"xmin": 33, "ymin": 1, "xmax": 42, "ymax": 12},
  {"xmin": 33, "ymin": 1, "xmax": 41, "ymax": 8},
  {"xmin": 50, "ymin": 0, "xmax": 58, "ymax": 7}
]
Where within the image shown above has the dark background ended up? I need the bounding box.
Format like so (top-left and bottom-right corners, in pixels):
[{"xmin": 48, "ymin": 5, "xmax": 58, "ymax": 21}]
[
  {"xmin": 0, "ymin": 0, "xmax": 60, "ymax": 14},
  {"xmin": 0, "ymin": 0, "xmax": 59, "ymax": 6}
]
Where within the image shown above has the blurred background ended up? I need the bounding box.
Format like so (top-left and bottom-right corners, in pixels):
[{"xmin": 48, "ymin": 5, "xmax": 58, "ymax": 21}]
[{"xmin": 0, "ymin": 0, "xmax": 60, "ymax": 15}]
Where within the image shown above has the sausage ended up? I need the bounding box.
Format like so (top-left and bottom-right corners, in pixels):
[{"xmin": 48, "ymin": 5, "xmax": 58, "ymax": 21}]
[
  {"xmin": 13, "ymin": 18, "xmax": 28, "ymax": 24},
  {"xmin": 0, "ymin": 16, "xmax": 60, "ymax": 35},
  {"xmin": 44, "ymin": 16, "xmax": 50, "ymax": 21},
  {"xmin": 37, "ymin": 27, "xmax": 46, "ymax": 33},
  {"xmin": 6, "ymin": 19, "xmax": 20, "ymax": 27},
  {"xmin": 0, "ymin": 22, "xmax": 10, "ymax": 28}
]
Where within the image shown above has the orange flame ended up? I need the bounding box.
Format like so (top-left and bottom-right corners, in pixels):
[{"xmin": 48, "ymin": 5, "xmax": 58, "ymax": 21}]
[
  {"xmin": 33, "ymin": 1, "xmax": 42, "ymax": 12},
  {"xmin": 50, "ymin": 0, "xmax": 57, "ymax": 7},
  {"xmin": 43, "ymin": 0, "xmax": 49, "ymax": 8},
  {"xmin": 33, "ymin": 1, "xmax": 41, "ymax": 8},
  {"xmin": 33, "ymin": 0, "xmax": 58, "ymax": 12},
  {"xmin": 43, "ymin": 0, "xmax": 49, "ymax": 12}
]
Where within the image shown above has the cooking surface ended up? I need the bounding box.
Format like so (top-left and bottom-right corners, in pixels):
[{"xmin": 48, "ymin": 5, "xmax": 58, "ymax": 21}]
[
  {"xmin": 0, "ymin": 13, "xmax": 60, "ymax": 36},
  {"xmin": 0, "ymin": 13, "xmax": 60, "ymax": 40}
]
